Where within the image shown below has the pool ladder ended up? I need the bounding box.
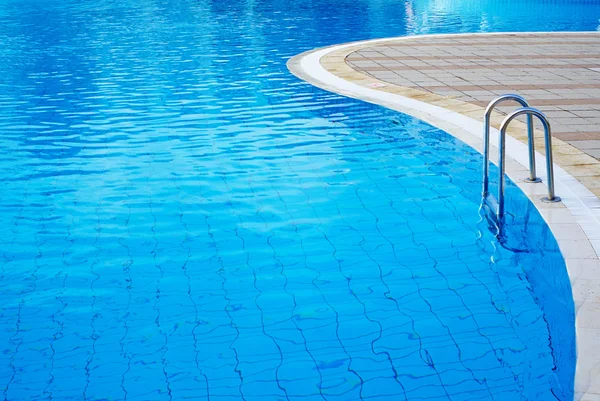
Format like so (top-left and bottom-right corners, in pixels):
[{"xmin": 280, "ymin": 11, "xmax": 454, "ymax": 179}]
[{"xmin": 482, "ymin": 94, "xmax": 561, "ymax": 219}]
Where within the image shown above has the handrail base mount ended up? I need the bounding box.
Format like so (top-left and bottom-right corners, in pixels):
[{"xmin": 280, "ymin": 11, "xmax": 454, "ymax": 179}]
[{"xmin": 542, "ymin": 196, "xmax": 561, "ymax": 203}]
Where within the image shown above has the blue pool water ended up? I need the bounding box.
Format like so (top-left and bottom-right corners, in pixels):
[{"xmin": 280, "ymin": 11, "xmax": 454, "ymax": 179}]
[{"xmin": 1, "ymin": 0, "xmax": 599, "ymax": 400}]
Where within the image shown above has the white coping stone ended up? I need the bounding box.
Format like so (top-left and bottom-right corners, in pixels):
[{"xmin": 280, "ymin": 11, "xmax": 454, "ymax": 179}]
[{"xmin": 288, "ymin": 32, "xmax": 600, "ymax": 401}]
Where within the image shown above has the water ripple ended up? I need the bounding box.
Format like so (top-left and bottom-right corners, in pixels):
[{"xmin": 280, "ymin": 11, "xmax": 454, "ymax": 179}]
[{"xmin": 0, "ymin": 0, "xmax": 587, "ymax": 400}]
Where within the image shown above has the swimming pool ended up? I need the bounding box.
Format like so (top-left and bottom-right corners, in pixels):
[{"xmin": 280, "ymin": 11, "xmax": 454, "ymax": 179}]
[{"xmin": 1, "ymin": 0, "xmax": 599, "ymax": 400}]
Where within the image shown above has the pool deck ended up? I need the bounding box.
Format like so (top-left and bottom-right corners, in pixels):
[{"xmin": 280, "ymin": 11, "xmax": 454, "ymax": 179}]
[
  {"xmin": 288, "ymin": 32, "xmax": 600, "ymax": 401},
  {"xmin": 347, "ymin": 33, "xmax": 600, "ymax": 161}
]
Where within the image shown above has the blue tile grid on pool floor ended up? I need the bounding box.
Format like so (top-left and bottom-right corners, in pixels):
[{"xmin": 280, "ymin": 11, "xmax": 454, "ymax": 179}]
[{"xmin": 0, "ymin": 0, "xmax": 593, "ymax": 399}]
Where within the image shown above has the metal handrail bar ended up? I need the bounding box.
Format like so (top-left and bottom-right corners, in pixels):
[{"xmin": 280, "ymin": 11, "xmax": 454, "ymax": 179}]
[
  {"xmin": 497, "ymin": 107, "xmax": 561, "ymax": 218},
  {"xmin": 483, "ymin": 94, "xmax": 540, "ymax": 198}
]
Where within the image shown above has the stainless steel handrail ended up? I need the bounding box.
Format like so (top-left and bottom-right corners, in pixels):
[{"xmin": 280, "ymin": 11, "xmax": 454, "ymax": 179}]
[
  {"xmin": 497, "ymin": 107, "xmax": 561, "ymax": 218},
  {"xmin": 483, "ymin": 94, "xmax": 540, "ymax": 198}
]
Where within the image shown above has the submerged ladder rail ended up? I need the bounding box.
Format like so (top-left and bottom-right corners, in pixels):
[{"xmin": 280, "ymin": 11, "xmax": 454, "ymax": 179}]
[
  {"xmin": 482, "ymin": 95, "xmax": 562, "ymax": 219},
  {"xmin": 483, "ymin": 94, "xmax": 539, "ymax": 198}
]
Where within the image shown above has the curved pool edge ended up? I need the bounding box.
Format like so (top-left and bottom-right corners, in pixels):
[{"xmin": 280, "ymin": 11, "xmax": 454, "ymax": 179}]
[{"xmin": 287, "ymin": 32, "xmax": 600, "ymax": 401}]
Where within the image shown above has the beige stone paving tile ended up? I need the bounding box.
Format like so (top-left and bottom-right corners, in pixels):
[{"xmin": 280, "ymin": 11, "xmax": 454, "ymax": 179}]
[
  {"xmin": 529, "ymin": 195, "xmax": 570, "ymax": 213},
  {"xmin": 578, "ymin": 389, "xmax": 600, "ymax": 399},
  {"xmin": 547, "ymin": 111, "xmax": 586, "ymax": 123},
  {"xmin": 460, "ymin": 109, "xmax": 483, "ymax": 120},
  {"xmin": 552, "ymin": 223, "xmax": 590, "ymax": 241},
  {"xmin": 576, "ymin": 283, "xmax": 600, "ymax": 318},
  {"xmin": 558, "ymin": 133, "xmax": 596, "ymax": 141},
  {"xmin": 524, "ymin": 179, "xmax": 565, "ymax": 198},
  {"xmin": 429, "ymin": 90, "xmax": 462, "ymax": 98},
  {"xmin": 321, "ymin": 59, "xmax": 341, "ymax": 67},
  {"xmin": 576, "ymin": 327, "xmax": 600, "ymax": 396},
  {"xmin": 556, "ymin": 117, "xmax": 598, "ymax": 126},
  {"xmin": 554, "ymin": 143, "xmax": 588, "ymax": 155},
  {"xmin": 576, "ymin": 176, "xmax": 600, "ymax": 189},
  {"xmin": 487, "ymin": 114, "xmax": 507, "ymax": 128},
  {"xmin": 446, "ymin": 103, "xmax": 482, "ymax": 113},
  {"xmin": 507, "ymin": 131, "xmax": 530, "ymax": 143},
  {"xmin": 574, "ymin": 110, "xmax": 600, "ymax": 118},
  {"xmin": 581, "ymin": 390, "xmax": 600, "ymax": 400},
  {"xmin": 577, "ymin": 302, "xmax": 600, "ymax": 329},
  {"xmin": 540, "ymin": 208, "xmax": 579, "ymax": 224},
  {"xmin": 408, "ymin": 93, "xmax": 444, "ymax": 103},
  {"xmin": 588, "ymin": 149, "xmax": 600, "ymax": 159},
  {"xmin": 567, "ymin": 258, "xmax": 600, "ymax": 281},
  {"xmin": 426, "ymin": 98, "xmax": 462, "ymax": 108},
  {"xmin": 560, "ymin": 164, "xmax": 600, "ymax": 177},
  {"xmin": 554, "ymin": 153, "xmax": 600, "ymax": 166},
  {"xmin": 571, "ymin": 140, "xmax": 600, "ymax": 150}
]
